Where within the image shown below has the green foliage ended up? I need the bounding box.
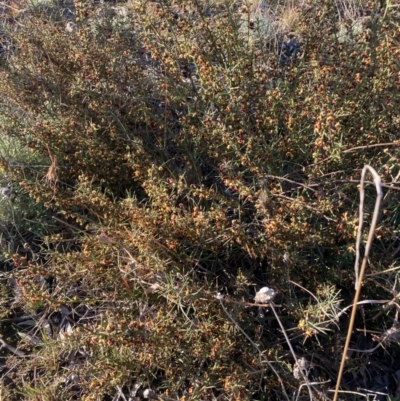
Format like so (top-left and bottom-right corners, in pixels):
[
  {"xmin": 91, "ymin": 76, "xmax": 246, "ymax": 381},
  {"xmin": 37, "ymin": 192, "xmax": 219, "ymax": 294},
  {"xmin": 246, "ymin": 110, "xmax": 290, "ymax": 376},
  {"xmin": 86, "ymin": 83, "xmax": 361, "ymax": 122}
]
[{"xmin": 0, "ymin": 0, "xmax": 399, "ymax": 399}]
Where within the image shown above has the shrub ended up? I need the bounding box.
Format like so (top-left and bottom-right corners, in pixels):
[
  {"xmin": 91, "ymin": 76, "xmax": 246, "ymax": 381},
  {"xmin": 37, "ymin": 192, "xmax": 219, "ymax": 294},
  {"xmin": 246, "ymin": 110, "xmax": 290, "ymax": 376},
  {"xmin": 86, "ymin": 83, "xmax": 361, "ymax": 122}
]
[{"xmin": 0, "ymin": 0, "xmax": 399, "ymax": 399}]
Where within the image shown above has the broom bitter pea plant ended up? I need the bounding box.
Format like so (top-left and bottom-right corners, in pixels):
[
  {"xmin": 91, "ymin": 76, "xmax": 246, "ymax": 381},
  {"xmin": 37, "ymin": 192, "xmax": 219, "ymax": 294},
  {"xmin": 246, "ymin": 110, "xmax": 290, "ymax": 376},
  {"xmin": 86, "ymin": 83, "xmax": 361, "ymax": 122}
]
[{"xmin": 0, "ymin": 0, "xmax": 398, "ymax": 399}]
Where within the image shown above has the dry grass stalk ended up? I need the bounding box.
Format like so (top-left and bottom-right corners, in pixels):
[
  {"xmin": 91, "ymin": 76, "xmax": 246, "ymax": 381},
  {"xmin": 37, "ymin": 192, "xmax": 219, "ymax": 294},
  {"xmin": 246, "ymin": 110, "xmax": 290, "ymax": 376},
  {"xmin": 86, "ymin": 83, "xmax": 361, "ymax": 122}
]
[{"xmin": 333, "ymin": 165, "xmax": 383, "ymax": 401}]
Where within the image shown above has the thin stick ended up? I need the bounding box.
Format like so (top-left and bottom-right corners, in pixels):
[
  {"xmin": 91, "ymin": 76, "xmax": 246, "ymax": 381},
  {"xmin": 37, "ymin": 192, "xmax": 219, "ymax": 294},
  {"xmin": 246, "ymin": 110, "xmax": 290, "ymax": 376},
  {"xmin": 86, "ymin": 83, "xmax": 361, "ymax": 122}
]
[
  {"xmin": 335, "ymin": 299, "xmax": 389, "ymax": 319},
  {"xmin": 289, "ymin": 280, "xmax": 320, "ymax": 303},
  {"xmin": 274, "ymin": 193, "xmax": 337, "ymax": 221},
  {"xmin": 218, "ymin": 299, "xmax": 291, "ymax": 401},
  {"xmin": 0, "ymin": 338, "xmax": 25, "ymax": 357},
  {"xmin": 342, "ymin": 141, "xmax": 400, "ymax": 153},
  {"xmin": 366, "ymin": 264, "xmax": 400, "ymax": 276},
  {"xmin": 263, "ymin": 174, "xmax": 319, "ymax": 194},
  {"xmin": 329, "ymin": 389, "xmax": 370, "ymax": 398},
  {"xmin": 328, "ymin": 179, "xmax": 399, "ymax": 191},
  {"xmin": 333, "ymin": 165, "xmax": 383, "ymax": 401},
  {"xmin": 269, "ymin": 304, "xmax": 317, "ymax": 401}
]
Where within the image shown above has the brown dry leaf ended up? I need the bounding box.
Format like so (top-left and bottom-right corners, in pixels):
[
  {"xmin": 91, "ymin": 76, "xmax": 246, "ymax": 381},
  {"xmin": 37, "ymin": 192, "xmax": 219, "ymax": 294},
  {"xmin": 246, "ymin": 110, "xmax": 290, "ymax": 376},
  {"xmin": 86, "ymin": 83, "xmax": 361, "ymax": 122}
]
[
  {"xmin": 44, "ymin": 155, "xmax": 58, "ymax": 185},
  {"xmin": 145, "ymin": 283, "xmax": 161, "ymax": 294}
]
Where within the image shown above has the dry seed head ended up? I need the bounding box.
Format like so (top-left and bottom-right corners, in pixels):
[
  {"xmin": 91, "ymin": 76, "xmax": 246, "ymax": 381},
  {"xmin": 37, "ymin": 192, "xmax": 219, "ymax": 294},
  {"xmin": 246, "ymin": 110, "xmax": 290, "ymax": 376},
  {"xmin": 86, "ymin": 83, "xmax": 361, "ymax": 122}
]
[
  {"xmin": 254, "ymin": 286, "xmax": 276, "ymax": 303},
  {"xmin": 143, "ymin": 389, "xmax": 156, "ymax": 399},
  {"xmin": 65, "ymin": 22, "xmax": 77, "ymax": 33},
  {"xmin": 283, "ymin": 252, "xmax": 290, "ymax": 263},
  {"xmin": 1, "ymin": 187, "xmax": 11, "ymax": 198},
  {"xmin": 293, "ymin": 357, "xmax": 310, "ymax": 380}
]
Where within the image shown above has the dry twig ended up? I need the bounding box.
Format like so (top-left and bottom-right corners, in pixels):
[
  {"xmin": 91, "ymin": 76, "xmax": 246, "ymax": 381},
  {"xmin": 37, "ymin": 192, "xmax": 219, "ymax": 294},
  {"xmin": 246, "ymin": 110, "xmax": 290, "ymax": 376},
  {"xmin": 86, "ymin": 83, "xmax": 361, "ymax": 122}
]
[{"xmin": 333, "ymin": 165, "xmax": 383, "ymax": 401}]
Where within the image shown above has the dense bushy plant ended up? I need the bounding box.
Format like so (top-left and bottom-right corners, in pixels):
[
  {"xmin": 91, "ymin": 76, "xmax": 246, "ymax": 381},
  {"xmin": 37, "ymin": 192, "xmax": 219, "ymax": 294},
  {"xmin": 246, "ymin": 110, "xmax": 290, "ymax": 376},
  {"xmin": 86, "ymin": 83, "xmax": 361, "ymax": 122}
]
[{"xmin": 0, "ymin": 0, "xmax": 399, "ymax": 399}]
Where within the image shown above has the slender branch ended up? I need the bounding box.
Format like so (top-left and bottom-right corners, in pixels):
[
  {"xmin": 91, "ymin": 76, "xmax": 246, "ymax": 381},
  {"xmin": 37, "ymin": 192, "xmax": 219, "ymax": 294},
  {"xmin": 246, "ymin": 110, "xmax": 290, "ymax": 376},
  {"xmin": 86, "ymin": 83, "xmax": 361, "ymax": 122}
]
[
  {"xmin": 269, "ymin": 304, "xmax": 317, "ymax": 401},
  {"xmin": 335, "ymin": 299, "xmax": 389, "ymax": 319},
  {"xmin": 343, "ymin": 142, "xmax": 400, "ymax": 153},
  {"xmin": 289, "ymin": 280, "xmax": 320, "ymax": 303},
  {"xmin": 306, "ymin": 142, "xmax": 400, "ymax": 167},
  {"xmin": 218, "ymin": 298, "xmax": 291, "ymax": 401},
  {"xmin": 0, "ymin": 338, "xmax": 25, "ymax": 357},
  {"xmin": 263, "ymin": 174, "xmax": 318, "ymax": 194},
  {"xmin": 329, "ymin": 179, "xmax": 399, "ymax": 191},
  {"xmin": 365, "ymin": 262, "xmax": 400, "ymax": 277},
  {"xmin": 273, "ymin": 193, "xmax": 337, "ymax": 221}
]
